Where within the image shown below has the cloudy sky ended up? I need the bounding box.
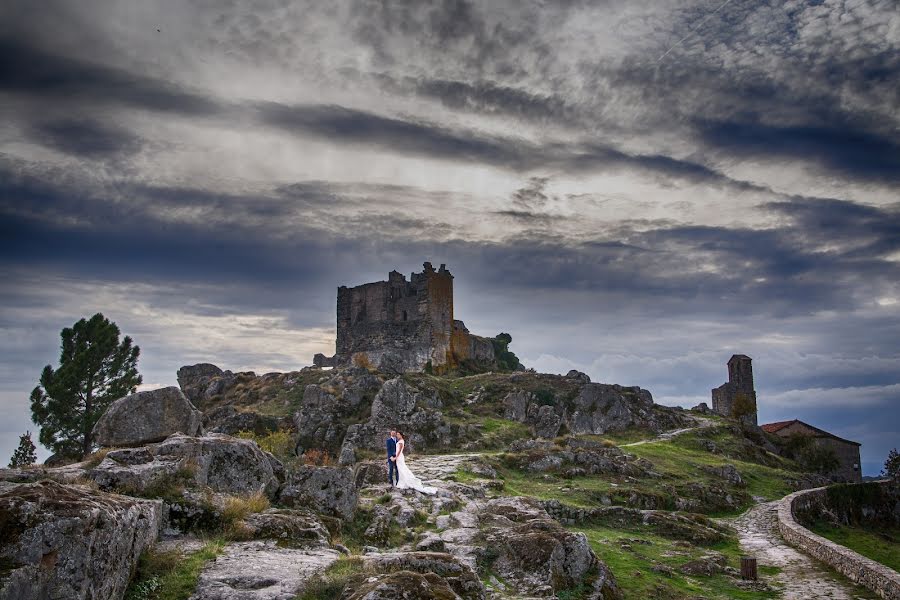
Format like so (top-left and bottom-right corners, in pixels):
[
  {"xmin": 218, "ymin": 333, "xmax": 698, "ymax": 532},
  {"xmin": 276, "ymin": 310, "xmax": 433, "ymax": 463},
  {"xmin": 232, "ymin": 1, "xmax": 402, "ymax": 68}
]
[{"xmin": 1, "ymin": 0, "xmax": 898, "ymax": 473}]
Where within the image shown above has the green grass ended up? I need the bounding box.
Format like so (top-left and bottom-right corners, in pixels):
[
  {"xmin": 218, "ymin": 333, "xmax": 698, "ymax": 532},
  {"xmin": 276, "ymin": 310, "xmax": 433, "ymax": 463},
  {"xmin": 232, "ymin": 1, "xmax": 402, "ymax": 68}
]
[
  {"xmin": 295, "ymin": 556, "xmax": 369, "ymax": 600},
  {"xmin": 622, "ymin": 438, "xmax": 799, "ymax": 513},
  {"xmin": 577, "ymin": 525, "xmax": 781, "ymax": 599},
  {"xmin": 807, "ymin": 521, "xmax": 900, "ymax": 572},
  {"xmin": 124, "ymin": 539, "xmax": 225, "ymax": 600}
]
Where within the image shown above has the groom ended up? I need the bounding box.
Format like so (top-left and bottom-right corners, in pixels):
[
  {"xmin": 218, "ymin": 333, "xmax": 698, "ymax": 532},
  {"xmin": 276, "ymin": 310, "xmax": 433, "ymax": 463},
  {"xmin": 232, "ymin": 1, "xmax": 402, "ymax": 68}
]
[{"xmin": 385, "ymin": 429, "xmax": 399, "ymax": 486}]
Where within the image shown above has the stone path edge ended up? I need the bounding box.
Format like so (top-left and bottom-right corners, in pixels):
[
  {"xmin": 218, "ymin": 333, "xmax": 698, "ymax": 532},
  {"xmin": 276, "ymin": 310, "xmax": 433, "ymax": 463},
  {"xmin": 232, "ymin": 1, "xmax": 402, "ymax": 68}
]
[{"xmin": 776, "ymin": 482, "xmax": 900, "ymax": 600}]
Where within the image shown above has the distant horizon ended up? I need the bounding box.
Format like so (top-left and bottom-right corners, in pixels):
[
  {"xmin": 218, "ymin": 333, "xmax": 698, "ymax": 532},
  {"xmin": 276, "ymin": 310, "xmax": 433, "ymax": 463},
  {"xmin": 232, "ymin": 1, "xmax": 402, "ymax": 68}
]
[{"xmin": 1, "ymin": 1, "xmax": 897, "ymax": 475}]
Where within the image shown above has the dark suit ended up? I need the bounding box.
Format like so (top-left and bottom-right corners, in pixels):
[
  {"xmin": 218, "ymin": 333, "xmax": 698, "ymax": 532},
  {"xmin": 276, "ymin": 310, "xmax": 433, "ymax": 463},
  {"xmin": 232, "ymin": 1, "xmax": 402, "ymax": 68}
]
[{"xmin": 386, "ymin": 436, "xmax": 398, "ymax": 485}]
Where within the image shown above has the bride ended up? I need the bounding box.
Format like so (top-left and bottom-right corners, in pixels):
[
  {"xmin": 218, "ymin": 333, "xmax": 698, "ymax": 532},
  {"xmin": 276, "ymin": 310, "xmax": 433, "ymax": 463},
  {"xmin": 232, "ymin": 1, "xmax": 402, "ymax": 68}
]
[{"xmin": 394, "ymin": 432, "xmax": 437, "ymax": 495}]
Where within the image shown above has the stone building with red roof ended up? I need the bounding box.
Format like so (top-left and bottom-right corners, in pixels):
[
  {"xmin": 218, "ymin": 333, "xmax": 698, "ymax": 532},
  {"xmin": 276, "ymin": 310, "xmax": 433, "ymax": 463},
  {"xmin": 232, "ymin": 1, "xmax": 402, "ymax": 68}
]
[{"xmin": 761, "ymin": 419, "xmax": 862, "ymax": 482}]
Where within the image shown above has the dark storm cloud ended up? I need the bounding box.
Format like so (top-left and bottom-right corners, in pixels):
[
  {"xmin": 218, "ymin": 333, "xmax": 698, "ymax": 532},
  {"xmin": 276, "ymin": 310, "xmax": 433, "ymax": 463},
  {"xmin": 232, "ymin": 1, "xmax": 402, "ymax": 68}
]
[
  {"xmin": 696, "ymin": 119, "xmax": 900, "ymax": 184},
  {"xmin": 255, "ymin": 102, "xmax": 529, "ymax": 167},
  {"xmin": 257, "ymin": 101, "xmax": 765, "ymax": 190},
  {"xmin": 3, "ymin": 154, "xmax": 897, "ymax": 325},
  {"xmin": 29, "ymin": 118, "xmax": 143, "ymax": 158},
  {"xmin": 766, "ymin": 196, "xmax": 900, "ymax": 259},
  {"xmin": 0, "ymin": 38, "xmax": 223, "ymax": 117}
]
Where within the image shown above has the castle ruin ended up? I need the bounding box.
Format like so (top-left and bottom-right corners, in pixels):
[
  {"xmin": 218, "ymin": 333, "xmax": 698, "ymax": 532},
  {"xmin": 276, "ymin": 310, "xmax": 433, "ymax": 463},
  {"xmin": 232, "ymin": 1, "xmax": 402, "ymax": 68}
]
[
  {"xmin": 313, "ymin": 262, "xmax": 496, "ymax": 373},
  {"xmin": 711, "ymin": 354, "xmax": 758, "ymax": 426}
]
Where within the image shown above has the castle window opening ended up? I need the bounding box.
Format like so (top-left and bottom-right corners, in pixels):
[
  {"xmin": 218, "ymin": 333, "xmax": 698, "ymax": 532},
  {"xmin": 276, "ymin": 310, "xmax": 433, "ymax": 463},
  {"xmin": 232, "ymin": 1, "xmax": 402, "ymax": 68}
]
[{"xmin": 402, "ymin": 310, "xmax": 407, "ymax": 321}]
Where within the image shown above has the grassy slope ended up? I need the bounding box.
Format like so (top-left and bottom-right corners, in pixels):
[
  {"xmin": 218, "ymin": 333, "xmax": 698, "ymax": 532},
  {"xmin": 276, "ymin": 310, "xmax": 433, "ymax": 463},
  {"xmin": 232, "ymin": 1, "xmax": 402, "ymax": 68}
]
[
  {"xmin": 483, "ymin": 425, "xmax": 802, "ymax": 516},
  {"xmin": 807, "ymin": 521, "xmax": 900, "ymax": 572},
  {"xmin": 579, "ymin": 526, "xmax": 780, "ymax": 600}
]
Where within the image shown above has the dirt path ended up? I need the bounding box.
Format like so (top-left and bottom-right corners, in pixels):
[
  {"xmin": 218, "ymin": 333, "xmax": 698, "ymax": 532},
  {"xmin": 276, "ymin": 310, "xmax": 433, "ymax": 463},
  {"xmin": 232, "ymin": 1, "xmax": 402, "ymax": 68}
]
[
  {"xmin": 728, "ymin": 501, "xmax": 878, "ymax": 599},
  {"xmin": 621, "ymin": 416, "xmax": 717, "ymax": 447}
]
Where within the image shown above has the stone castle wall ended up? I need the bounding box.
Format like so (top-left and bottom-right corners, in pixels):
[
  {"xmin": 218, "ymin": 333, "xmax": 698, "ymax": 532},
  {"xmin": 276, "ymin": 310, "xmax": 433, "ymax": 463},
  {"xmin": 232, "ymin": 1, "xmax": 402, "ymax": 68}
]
[
  {"xmin": 777, "ymin": 483, "xmax": 900, "ymax": 599},
  {"xmin": 316, "ymin": 262, "xmax": 495, "ymax": 373}
]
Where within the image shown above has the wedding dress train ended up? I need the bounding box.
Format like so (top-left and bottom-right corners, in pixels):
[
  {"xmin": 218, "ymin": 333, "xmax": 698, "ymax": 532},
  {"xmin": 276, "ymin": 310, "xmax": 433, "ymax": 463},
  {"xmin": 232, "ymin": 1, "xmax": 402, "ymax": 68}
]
[{"xmin": 394, "ymin": 440, "xmax": 437, "ymax": 495}]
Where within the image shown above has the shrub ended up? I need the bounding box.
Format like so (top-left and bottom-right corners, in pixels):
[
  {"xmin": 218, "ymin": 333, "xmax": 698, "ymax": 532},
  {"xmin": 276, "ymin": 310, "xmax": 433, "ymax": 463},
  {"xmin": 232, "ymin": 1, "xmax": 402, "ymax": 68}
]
[
  {"xmin": 352, "ymin": 353, "xmax": 373, "ymax": 369},
  {"xmin": 221, "ymin": 492, "xmax": 270, "ymax": 526},
  {"xmin": 296, "ymin": 557, "xmax": 368, "ymax": 600},
  {"xmin": 82, "ymin": 447, "xmax": 111, "ymax": 469},
  {"xmin": 302, "ymin": 449, "xmax": 334, "ymax": 466},
  {"xmin": 491, "ymin": 333, "xmax": 522, "ymax": 371},
  {"xmin": 730, "ymin": 393, "xmax": 757, "ymax": 420},
  {"xmin": 882, "ymin": 448, "xmax": 899, "ymax": 479},
  {"xmin": 235, "ymin": 429, "xmax": 293, "ymax": 461}
]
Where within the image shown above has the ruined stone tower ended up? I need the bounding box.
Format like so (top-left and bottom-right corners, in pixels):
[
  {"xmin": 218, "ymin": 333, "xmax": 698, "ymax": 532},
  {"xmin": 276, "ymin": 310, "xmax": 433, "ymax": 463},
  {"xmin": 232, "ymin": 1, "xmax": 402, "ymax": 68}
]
[
  {"xmin": 711, "ymin": 354, "xmax": 758, "ymax": 426},
  {"xmin": 314, "ymin": 262, "xmax": 495, "ymax": 373}
]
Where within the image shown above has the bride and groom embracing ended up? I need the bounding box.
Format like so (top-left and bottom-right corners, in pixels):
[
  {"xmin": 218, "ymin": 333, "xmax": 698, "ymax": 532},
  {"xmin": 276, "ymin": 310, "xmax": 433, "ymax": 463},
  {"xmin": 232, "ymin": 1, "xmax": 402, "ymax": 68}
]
[{"xmin": 385, "ymin": 429, "xmax": 437, "ymax": 495}]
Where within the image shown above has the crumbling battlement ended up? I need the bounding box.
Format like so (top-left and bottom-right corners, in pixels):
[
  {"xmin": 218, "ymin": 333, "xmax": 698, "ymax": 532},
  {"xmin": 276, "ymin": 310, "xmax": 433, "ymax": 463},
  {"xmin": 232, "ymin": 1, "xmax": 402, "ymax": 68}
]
[{"xmin": 314, "ymin": 262, "xmax": 495, "ymax": 373}]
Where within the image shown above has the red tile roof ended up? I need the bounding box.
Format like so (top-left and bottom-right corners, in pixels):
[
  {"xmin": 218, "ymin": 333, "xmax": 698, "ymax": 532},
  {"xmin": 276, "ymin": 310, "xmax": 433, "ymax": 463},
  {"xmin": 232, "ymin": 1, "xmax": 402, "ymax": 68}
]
[
  {"xmin": 760, "ymin": 419, "xmax": 861, "ymax": 446},
  {"xmin": 760, "ymin": 420, "xmax": 796, "ymax": 433}
]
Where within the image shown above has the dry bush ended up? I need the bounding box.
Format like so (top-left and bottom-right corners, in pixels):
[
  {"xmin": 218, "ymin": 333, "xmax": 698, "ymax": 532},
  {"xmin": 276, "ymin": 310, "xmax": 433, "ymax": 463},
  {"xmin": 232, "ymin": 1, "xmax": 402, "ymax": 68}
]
[
  {"xmin": 302, "ymin": 449, "xmax": 333, "ymax": 466},
  {"xmin": 221, "ymin": 491, "xmax": 271, "ymax": 526},
  {"xmin": 352, "ymin": 353, "xmax": 373, "ymax": 370},
  {"xmin": 82, "ymin": 447, "xmax": 112, "ymax": 469}
]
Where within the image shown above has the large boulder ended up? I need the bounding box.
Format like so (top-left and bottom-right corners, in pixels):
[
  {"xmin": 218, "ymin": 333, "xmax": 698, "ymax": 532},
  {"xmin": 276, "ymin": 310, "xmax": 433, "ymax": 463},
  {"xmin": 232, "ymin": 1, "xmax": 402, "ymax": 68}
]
[
  {"xmin": 176, "ymin": 363, "xmax": 231, "ymax": 406},
  {"xmin": 339, "ymin": 552, "xmax": 486, "ymax": 600},
  {"xmin": 566, "ymin": 383, "xmax": 685, "ymax": 435},
  {"xmin": 478, "ymin": 496, "xmax": 621, "ymax": 599},
  {"xmin": 190, "ymin": 540, "xmax": 340, "ymax": 600},
  {"xmin": 340, "ymin": 378, "xmax": 476, "ymax": 458},
  {"xmin": 0, "ymin": 480, "xmax": 162, "ymax": 600},
  {"xmin": 241, "ymin": 508, "xmax": 331, "ymax": 548},
  {"xmin": 90, "ymin": 433, "xmax": 280, "ymax": 498},
  {"xmin": 93, "ymin": 387, "xmax": 202, "ymax": 447},
  {"xmin": 292, "ymin": 367, "xmax": 383, "ymax": 455},
  {"xmin": 293, "ymin": 385, "xmax": 347, "ymax": 451},
  {"xmin": 278, "ymin": 465, "xmax": 357, "ymax": 520}
]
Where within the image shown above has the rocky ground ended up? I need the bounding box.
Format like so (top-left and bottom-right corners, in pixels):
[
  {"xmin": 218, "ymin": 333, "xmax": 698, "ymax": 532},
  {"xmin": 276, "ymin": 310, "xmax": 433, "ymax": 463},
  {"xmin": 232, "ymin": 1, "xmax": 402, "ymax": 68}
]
[{"xmin": 0, "ymin": 364, "xmax": 879, "ymax": 600}]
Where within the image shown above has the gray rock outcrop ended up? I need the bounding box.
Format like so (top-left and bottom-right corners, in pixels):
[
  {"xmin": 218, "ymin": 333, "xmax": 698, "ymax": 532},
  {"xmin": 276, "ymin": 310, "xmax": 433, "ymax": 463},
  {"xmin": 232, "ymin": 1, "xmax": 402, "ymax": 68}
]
[
  {"xmin": 93, "ymin": 386, "xmax": 202, "ymax": 447},
  {"xmin": 203, "ymin": 406, "xmax": 281, "ymax": 436},
  {"xmin": 190, "ymin": 541, "xmax": 340, "ymax": 600},
  {"xmin": 358, "ymin": 552, "xmax": 486, "ymax": 599},
  {"xmin": 277, "ymin": 465, "xmax": 357, "ymax": 520},
  {"xmin": 340, "ymin": 378, "xmax": 477, "ymax": 458},
  {"xmin": 567, "ymin": 383, "xmax": 685, "ymax": 434},
  {"xmin": 90, "ymin": 433, "xmax": 280, "ymax": 497},
  {"xmin": 478, "ymin": 496, "xmax": 621, "ymax": 599},
  {"xmin": 0, "ymin": 480, "xmax": 161, "ymax": 600},
  {"xmin": 177, "ymin": 363, "xmax": 232, "ymax": 407},
  {"xmin": 240, "ymin": 508, "xmax": 331, "ymax": 547}
]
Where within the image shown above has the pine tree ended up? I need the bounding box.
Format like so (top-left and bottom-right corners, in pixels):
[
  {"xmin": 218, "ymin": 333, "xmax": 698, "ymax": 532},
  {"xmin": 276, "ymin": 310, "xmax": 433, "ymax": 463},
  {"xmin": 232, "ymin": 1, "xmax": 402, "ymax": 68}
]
[
  {"xmin": 883, "ymin": 448, "xmax": 899, "ymax": 479},
  {"xmin": 8, "ymin": 431, "xmax": 37, "ymax": 468},
  {"xmin": 30, "ymin": 313, "xmax": 142, "ymax": 458}
]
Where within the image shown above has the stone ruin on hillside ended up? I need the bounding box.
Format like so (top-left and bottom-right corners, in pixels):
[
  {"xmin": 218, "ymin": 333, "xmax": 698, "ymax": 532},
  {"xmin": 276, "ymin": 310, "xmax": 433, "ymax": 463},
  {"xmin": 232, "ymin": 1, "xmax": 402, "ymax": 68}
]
[
  {"xmin": 313, "ymin": 262, "xmax": 497, "ymax": 373},
  {"xmin": 711, "ymin": 354, "xmax": 758, "ymax": 426}
]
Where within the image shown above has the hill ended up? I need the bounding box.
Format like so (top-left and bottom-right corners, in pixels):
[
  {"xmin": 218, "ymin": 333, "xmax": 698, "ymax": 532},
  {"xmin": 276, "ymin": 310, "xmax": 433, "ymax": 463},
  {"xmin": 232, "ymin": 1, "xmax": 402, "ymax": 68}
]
[{"xmin": 0, "ymin": 364, "xmax": 861, "ymax": 600}]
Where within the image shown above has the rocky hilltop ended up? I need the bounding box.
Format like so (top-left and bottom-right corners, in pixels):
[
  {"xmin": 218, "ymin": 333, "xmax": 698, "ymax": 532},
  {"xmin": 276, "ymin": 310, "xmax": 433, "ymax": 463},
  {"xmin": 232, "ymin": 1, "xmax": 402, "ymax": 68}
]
[{"xmin": 0, "ymin": 364, "xmax": 844, "ymax": 599}]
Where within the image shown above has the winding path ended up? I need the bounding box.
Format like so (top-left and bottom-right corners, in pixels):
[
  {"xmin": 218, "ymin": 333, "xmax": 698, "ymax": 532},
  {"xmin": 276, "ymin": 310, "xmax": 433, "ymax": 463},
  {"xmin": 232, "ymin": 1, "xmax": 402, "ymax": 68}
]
[
  {"xmin": 620, "ymin": 418, "xmax": 879, "ymax": 598},
  {"xmin": 727, "ymin": 498, "xmax": 878, "ymax": 598},
  {"xmin": 621, "ymin": 416, "xmax": 716, "ymax": 447}
]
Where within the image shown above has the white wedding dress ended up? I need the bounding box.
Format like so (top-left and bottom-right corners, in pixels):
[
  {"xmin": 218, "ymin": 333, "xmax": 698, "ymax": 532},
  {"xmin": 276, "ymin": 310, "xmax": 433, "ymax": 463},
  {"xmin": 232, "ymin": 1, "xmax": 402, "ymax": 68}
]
[{"xmin": 394, "ymin": 440, "xmax": 437, "ymax": 495}]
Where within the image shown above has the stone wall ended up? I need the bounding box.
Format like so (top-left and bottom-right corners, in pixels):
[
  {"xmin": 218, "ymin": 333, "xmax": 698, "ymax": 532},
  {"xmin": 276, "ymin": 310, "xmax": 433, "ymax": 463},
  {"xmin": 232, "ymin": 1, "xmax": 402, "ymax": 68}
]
[
  {"xmin": 316, "ymin": 262, "xmax": 496, "ymax": 373},
  {"xmin": 777, "ymin": 482, "xmax": 900, "ymax": 600}
]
